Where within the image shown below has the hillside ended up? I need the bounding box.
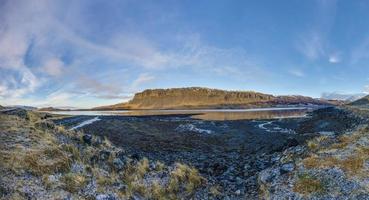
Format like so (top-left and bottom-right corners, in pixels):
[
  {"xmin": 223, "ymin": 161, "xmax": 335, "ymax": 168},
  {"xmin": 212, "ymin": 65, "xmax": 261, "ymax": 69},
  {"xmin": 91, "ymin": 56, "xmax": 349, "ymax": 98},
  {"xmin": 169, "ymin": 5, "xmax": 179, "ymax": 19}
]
[
  {"xmin": 95, "ymin": 87, "xmax": 329, "ymax": 110},
  {"xmin": 38, "ymin": 107, "xmax": 69, "ymax": 112},
  {"xmin": 259, "ymin": 107, "xmax": 369, "ymax": 199},
  {"xmin": 349, "ymin": 95, "xmax": 369, "ymax": 106},
  {"xmin": 0, "ymin": 109, "xmax": 206, "ymax": 199}
]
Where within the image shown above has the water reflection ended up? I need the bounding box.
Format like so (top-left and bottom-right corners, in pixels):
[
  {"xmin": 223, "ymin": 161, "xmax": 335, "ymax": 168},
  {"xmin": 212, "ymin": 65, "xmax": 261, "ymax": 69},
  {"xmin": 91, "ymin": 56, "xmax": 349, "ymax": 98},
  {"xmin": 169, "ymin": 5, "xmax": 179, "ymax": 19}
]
[
  {"xmin": 192, "ymin": 109, "xmax": 307, "ymax": 120},
  {"xmin": 47, "ymin": 107, "xmax": 310, "ymax": 121}
]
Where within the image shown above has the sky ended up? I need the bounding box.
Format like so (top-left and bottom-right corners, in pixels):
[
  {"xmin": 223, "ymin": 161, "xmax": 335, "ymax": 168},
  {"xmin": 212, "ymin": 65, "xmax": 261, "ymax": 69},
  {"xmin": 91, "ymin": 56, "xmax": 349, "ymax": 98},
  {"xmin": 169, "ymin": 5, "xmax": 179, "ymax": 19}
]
[{"xmin": 1, "ymin": 0, "xmax": 369, "ymax": 108}]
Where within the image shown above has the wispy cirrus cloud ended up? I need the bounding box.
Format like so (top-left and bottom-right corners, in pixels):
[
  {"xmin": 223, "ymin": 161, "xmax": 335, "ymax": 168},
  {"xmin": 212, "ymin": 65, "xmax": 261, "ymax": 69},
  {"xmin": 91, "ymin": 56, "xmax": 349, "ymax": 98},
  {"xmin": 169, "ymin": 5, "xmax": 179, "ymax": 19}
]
[
  {"xmin": 296, "ymin": 0, "xmax": 339, "ymax": 63},
  {"xmin": 41, "ymin": 58, "xmax": 65, "ymax": 76},
  {"xmin": 132, "ymin": 73, "xmax": 156, "ymax": 89},
  {"xmin": 297, "ymin": 32, "xmax": 325, "ymax": 61},
  {"xmin": 288, "ymin": 69, "xmax": 305, "ymax": 77}
]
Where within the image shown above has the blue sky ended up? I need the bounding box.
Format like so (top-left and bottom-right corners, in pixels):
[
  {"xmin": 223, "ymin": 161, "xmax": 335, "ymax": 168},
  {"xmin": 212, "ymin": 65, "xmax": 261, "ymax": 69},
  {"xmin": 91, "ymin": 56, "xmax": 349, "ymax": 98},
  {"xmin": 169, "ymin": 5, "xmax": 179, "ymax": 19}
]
[{"xmin": 1, "ymin": 0, "xmax": 369, "ymax": 108}]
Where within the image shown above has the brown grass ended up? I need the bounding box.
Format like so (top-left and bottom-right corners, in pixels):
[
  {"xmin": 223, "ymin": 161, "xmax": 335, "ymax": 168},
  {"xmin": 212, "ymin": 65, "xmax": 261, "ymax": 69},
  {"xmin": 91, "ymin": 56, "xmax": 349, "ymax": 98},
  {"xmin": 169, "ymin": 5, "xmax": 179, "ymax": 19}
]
[
  {"xmin": 293, "ymin": 173, "xmax": 325, "ymax": 195},
  {"xmin": 303, "ymin": 154, "xmax": 365, "ymax": 176},
  {"xmin": 62, "ymin": 173, "xmax": 87, "ymax": 192},
  {"xmin": 168, "ymin": 163, "xmax": 205, "ymax": 195},
  {"xmin": 307, "ymin": 136, "xmax": 329, "ymax": 151},
  {"xmin": 24, "ymin": 147, "xmax": 71, "ymax": 175},
  {"xmin": 1, "ymin": 111, "xmax": 207, "ymax": 199}
]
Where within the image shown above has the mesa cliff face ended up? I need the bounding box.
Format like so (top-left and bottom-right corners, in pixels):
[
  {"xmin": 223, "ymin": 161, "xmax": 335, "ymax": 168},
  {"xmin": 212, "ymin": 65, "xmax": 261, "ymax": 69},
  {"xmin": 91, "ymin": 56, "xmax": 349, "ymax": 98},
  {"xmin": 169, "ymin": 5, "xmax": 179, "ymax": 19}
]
[{"xmin": 95, "ymin": 87, "xmax": 329, "ymax": 110}]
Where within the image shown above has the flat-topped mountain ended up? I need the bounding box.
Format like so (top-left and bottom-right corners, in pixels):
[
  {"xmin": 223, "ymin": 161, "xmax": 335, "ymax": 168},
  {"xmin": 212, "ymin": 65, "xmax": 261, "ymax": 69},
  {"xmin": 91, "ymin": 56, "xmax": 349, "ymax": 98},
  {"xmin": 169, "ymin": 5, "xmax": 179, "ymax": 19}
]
[{"xmin": 95, "ymin": 87, "xmax": 330, "ymax": 110}]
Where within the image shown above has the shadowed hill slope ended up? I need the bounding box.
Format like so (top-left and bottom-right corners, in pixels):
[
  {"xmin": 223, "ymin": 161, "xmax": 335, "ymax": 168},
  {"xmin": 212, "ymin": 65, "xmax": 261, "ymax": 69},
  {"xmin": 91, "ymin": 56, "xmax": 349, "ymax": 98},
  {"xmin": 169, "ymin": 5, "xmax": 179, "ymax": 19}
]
[{"xmin": 349, "ymin": 95, "xmax": 369, "ymax": 106}]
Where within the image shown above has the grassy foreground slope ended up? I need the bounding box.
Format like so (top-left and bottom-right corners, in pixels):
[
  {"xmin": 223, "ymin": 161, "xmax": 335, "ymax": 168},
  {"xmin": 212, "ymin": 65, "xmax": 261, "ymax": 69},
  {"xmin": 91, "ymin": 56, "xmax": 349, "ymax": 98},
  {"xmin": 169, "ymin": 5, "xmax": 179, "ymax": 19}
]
[
  {"xmin": 259, "ymin": 106, "xmax": 369, "ymax": 199},
  {"xmin": 0, "ymin": 110, "xmax": 207, "ymax": 199}
]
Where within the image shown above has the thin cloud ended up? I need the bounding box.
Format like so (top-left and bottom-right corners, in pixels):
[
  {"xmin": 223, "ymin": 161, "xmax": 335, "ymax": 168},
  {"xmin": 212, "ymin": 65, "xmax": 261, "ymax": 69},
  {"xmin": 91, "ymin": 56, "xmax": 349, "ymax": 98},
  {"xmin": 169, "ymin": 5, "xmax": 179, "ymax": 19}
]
[
  {"xmin": 132, "ymin": 73, "xmax": 156, "ymax": 89},
  {"xmin": 288, "ymin": 69, "xmax": 305, "ymax": 77},
  {"xmin": 41, "ymin": 58, "xmax": 65, "ymax": 76},
  {"xmin": 297, "ymin": 32, "xmax": 325, "ymax": 60}
]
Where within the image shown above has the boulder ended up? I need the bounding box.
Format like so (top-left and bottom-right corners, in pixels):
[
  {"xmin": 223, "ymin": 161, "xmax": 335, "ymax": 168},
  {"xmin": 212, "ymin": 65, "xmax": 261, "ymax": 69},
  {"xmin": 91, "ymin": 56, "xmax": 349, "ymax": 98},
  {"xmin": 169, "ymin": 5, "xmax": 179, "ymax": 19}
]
[
  {"xmin": 99, "ymin": 150, "xmax": 111, "ymax": 161},
  {"xmin": 279, "ymin": 163, "xmax": 294, "ymax": 174},
  {"xmin": 112, "ymin": 158, "xmax": 125, "ymax": 171},
  {"xmin": 259, "ymin": 167, "xmax": 280, "ymax": 184},
  {"xmin": 130, "ymin": 153, "xmax": 141, "ymax": 161},
  {"xmin": 82, "ymin": 134, "xmax": 93, "ymax": 145}
]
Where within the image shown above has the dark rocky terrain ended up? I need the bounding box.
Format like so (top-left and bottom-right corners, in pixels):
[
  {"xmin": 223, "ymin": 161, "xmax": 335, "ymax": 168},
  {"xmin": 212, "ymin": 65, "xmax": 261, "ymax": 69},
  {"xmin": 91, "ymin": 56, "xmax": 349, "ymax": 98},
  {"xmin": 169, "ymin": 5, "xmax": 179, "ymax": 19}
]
[
  {"xmin": 52, "ymin": 106, "xmax": 362, "ymax": 199},
  {"xmin": 95, "ymin": 87, "xmax": 331, "ymax": 110}
]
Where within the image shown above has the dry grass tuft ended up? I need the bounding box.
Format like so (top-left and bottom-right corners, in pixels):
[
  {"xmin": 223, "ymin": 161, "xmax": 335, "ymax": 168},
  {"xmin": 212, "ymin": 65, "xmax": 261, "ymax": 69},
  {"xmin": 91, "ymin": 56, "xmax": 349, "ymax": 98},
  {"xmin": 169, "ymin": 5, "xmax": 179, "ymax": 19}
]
[
  {"xmin": 303, "ymin": 154, "xmax": 365, "ymax": 176},
  {"xmin": 293, "ymin": 173, "xmax": 325, "ymax": 195},
  {"xmin": 168, "ymin": 163, "xmax": 205, "ymax": 194},
  {"xmin": 150, "ymin": 181, "xmax": 166, "ymax": 200},
  {"xmin": 137, "ymin": 158, "xmax": 150, "ymax": 178},
  {"xmin": 24, "ymin": 147, "xmax": 71, "ymax": 175},
  {"xmin": 209, "ymin": 185, "xmax": 222, "ymax": 197},
  {"xmin": 155, "ymin": 161, "xmax": 165, "ymax": 172},
  {"xmin": 62, "ymin": 144, "xmax": 81, "ymax": 162},
  {"xmin": 307, "ymin": 136, "xmax": 329, "ymax": 151},
  {"xmin": 62, "ymin": 173, "xmax": 87, "ymax": 192}
]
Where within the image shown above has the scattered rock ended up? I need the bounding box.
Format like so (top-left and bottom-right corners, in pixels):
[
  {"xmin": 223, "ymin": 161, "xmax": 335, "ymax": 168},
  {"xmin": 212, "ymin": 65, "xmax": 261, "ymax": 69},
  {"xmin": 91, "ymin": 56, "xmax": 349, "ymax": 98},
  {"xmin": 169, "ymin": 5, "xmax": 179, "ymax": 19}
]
[
  {"xmin": 285, "ymin": 137, "xmax": 299, "ymax": 147},
  {"xmin": 259, "ymin": 167, "xmax": 280, "ymax": 184},
  {"xmin": 279, "ymin": 163, "xmax": 294, "ymax": 174},
  {"xmin": 96, "ymin": 194, "xmax": 117, "ymax": 200},
  {"xmin": 131, "ymin": 153, "xmax": 141, "ymax": 161},
  {"xmin": 71, "ymin": 163, "xmax": 85, "ymax": 174},
  {"xmin": 112, "ymin": 158, "xmax": 125, "ymax": 171},
  {"xmin": 82, "ymin": 134, "xmax": 93, "ymax": 145},
  {"xmin": 99, "ymin": 150, "xmax": 111, "ymax": 161},
  {"xmin": 115, "ymin": 150, "xmax": 126, "ymax": 160}
]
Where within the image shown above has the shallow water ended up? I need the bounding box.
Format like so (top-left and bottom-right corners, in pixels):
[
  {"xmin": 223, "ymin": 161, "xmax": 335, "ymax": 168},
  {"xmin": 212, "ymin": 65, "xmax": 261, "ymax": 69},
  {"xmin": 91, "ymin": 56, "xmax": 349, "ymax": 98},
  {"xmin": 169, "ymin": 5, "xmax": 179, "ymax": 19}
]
[
  {"xmin": 48, "ymin": 107, "xmax": 312, "ymax": 121},
  {"xmin": 70, "ymin": 116, "xmax": 100, "ymax": 130}
]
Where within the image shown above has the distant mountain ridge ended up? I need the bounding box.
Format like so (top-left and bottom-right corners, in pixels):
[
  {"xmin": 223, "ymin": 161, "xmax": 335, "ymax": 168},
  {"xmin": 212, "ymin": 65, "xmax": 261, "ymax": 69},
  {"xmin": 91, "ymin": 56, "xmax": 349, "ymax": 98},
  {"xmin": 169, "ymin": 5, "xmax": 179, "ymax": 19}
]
[
  {"xmin": 321, "ymin": 92, "xmax": 366, "ymax": 102},
  {"xmin": 349, "ymin": 95, "xmax": 369, "ymax": 106},
  {"xmin": 95, "ymin": 87, "xmax": 331, "ymax": 110},
  {"xmin": 38, "ymin": 107, "xmax": 69, "ymax": 111}
]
